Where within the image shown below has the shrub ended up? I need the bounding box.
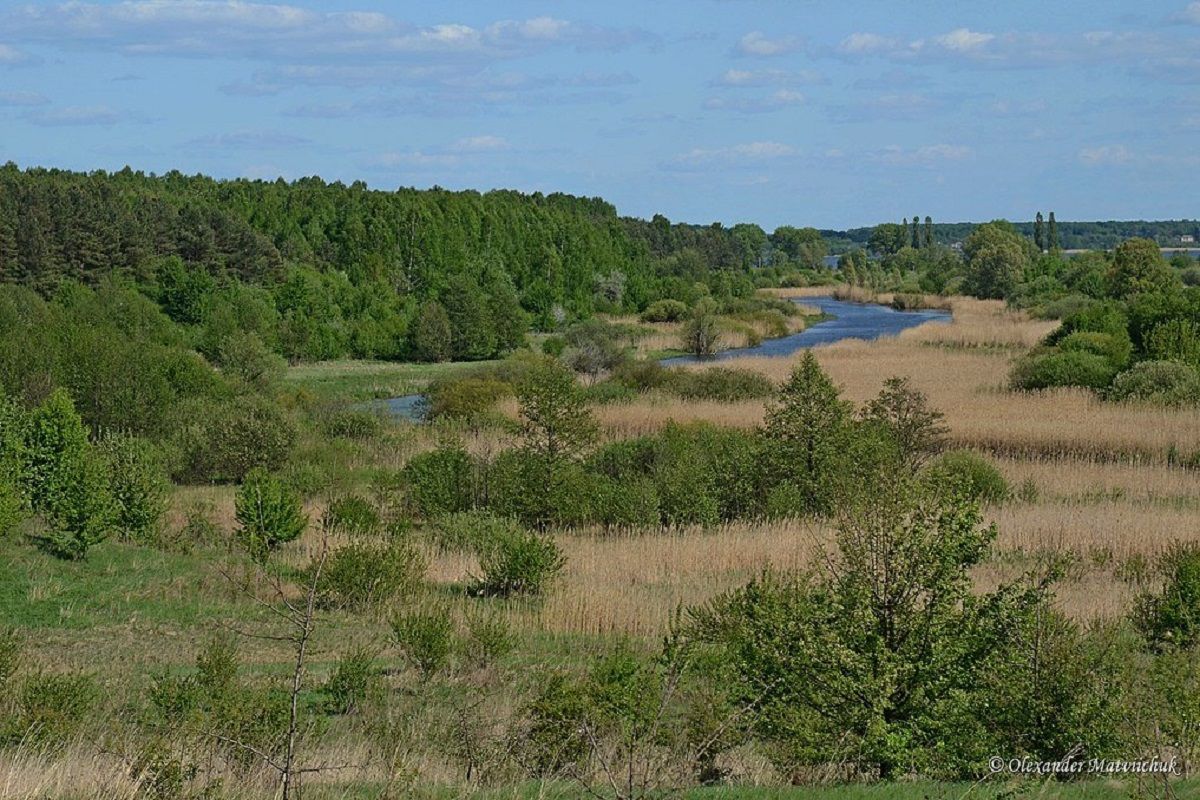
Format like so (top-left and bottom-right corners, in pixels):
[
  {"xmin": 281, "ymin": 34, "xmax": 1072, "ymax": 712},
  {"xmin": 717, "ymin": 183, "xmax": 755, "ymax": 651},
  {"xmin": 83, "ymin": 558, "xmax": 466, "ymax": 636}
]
[
  {"xmin": 540, "ymin": 335, "xmax": 566, "ymax": 357},
  {"xmin": 639, "ymin": 299, "xmax": 689, "ymax": 323},
  {"xmin": 1044, "ymin": 301, "xmax": 1129, "ymax": 345},
  {"xmin": 173, "ymin": 396, "xmax": 296, "ymax": 483},
  {"xmin": 471, "ymin": 524, "xmax": 565, "ymax": 597},
  {"xmin": 612, "ymin": 359, "xmax": 670, "ymax": 392},
  {"xmin": 322, "ymin": 493, "xmax": 380, "ymax": 536},
  {"xmin": 924, "ymin": 449, "xmax": 1009, "ymax": 504},
  {"xmin": 96, "ymin": 432, "xmax": 169, "ymax": 545},
  {"xmin": 234, "ymin": 468, "xmax": 308, "ymax": 561},
  {"xmin": 424, "ymin": 376, "xmax": 512, "ymax": 422},
  {"xmin": 320, "ymin": 408, "xmax": 383, "ymax": 440},
  {"xmin": 1108, "ymin": 360, "xmax": 1200, "ymax": 406},
  {"xmin": 1145, "ymin": 318, "xmax": 1200, "ymax": 370},
  {"xmin": 6, "ymin": 672, "xmax": 98, "ymax": 747},
  {"xmin": 1036, "ymin": 293, "xmax": 1094, "ymax": 320},
  {"xmin": 518, "ymin": 672, "xmax": 592, "ymax": 776},
  {"xmin": 464, "ymin": 609, "xmax": 514, "ymax": 667},
  {"xmin": 667, "ymin": 367, "xmax": 775, "ymax": 402},
  {"xmin": 403, "ymin": 446, "xmax": 475, "ymax": 517},
  {"xmin": 1057, "ymin": 331, "xmax": 1131, "ymax": 370},
  {"xmin": 315, "ymin": 541, "xmax": 426, "ymax": 610},
  {"xmin": 1135, "ymin": 543, "xmax": 1200, "ymax": 650},
  {"xmin": 323, "ymin": 646, "xmax": 380, "ymax": 714},
  {"xmin": 216, "ymin": 331, "xmax": 285, "ymax": 389},
  {"xmin": 0, "ymin": 628, "xmax": 23, "ymax": 692},
  {"xmin": 428, "ymin": 510, "xmax": 514, "ymax": 554},
  {"xmin": 589, "ymin": 475, "xmax": 660, "ymax": 528},
  {"xmin": 0, "ymin": 395, "xmax": 27, "ymax": 537},
  {"xmin": 1009, "ymin": 349, "xmax": 1119, "ymax": 391},
  {"xmin": 391, "ymin": 606, "xmax": 455, "ymax": 679}
]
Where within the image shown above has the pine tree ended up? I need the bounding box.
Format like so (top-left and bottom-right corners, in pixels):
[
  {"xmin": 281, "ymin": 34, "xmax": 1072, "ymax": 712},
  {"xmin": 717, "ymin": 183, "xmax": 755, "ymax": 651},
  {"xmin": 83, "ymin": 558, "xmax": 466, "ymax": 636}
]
[{"xmin": 1034, "ymin": 212, "xmax": 1045, "ymax": 252}]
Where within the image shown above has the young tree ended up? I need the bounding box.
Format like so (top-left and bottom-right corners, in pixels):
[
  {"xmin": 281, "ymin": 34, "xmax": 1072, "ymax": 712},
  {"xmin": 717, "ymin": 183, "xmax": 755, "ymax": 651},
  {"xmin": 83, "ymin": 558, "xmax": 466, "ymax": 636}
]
[
  {"xmin": 761, "ymin": 352, "xmax": 853, "ymax": 515},
  {"xmin": 23, "ymin": 389, "xmax": 113, "ymax": 559},
  {"xmin": 1107, "ymin": 238, "xmax": 1179, "ymax": 298},
  {"xmin": 235, "ymin": 468, "xmax": 308, "ymax": 562},
  {"xmin": 691, "ymin": 477, "xmax": 1053, "ymax": 780},
  {"xmin": 861, "ymin": 376, "xmax": 948, "ymax": 471},
  {"xmin": 517, "ymin": 358, "xmax": 597, "ymax": 468},
  {"xmin": 411, "ymin": 300, "xmax": 453, "ymax": 363},
  {"xmin": 681, "ymin": 298, "xmax": 722, "ymax": 358}
]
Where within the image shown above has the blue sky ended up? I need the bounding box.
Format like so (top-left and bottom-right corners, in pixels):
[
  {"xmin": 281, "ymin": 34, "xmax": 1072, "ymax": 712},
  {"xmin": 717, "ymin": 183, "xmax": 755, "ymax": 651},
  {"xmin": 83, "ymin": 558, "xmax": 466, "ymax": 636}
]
[{"xmin": 1, "ymin": 1, "xmax": 1198, "ymax": 229}]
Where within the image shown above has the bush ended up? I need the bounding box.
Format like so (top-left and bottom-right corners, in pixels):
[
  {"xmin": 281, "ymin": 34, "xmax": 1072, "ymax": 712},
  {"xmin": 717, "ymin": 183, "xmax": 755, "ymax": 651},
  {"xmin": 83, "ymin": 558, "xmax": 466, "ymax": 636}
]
[
  {"xmin": 323, "ymin": 646, "xmax": 380, "ymax": 714},
  {"xmin": 173, "ymin": 396, "xmax": 296, "ymax": 483},
  {"xmin": 0, "ymin": 628, "xmax": 23, "ymax": 692},
  {"xmin": 639, "ymin": 299, "xmax": 689, "ymax": 323},
  {"xmin": 1135, "ymin": 543, "xmax": 1200, "ymax": 650},
  {"xmin": 611, "ymin": 359, "xmax": 670, "ymax": 392},
  {"xmin": 1108, "ymin": 360, "xmax": 1200, "ymax": 406},
  {"xmin": 320, "ymin": 408, "xmax": 383, "ymax": 440},
  {"xmin": 428, "ymin": 510, "xmax": 514, "ymax": 554},
  {"xmin": 97, "ymin": 432, "xmax": 169, "ymax": 545},
  {"xmin": 589, "ymin": 475, "xmax": 660, "ymax": 528},
  {"xmin": 315, "ymin": 541, "xmax": 426, "ymax": 610},
  {"xmin": 1057, "ymin": 331, "xmax": 1131, "ymax": 370},
  {"xmin": 471, "ymin": 524, "xmax": 565, "ymax": 597},
  {"xmin": 1036, "ymin": 294, "xmax": 1094, "ymax": 321},
  {"xmin": 424, "ymin": 376, "xmax": 512, "ymax": 422},
  {"xmin": 924, "ymin": 450, "xmax": 1009, "ymax": 504},
  {"xmin": 391, "ymin": 606, "xmax": 455, "ymax": 679},
  {"xmin": 5, "ymin": 672, "xmax": 98, "ymax": 747},
  {"xmin": 464, "ymin": 609, "xmax": 514, "ymax": 667},
  {"xmin": 541, "ymin": 335, "xmax": 566, "ymax": 357},
  {"xmin": 402, "ymin": 446, "xmax": 475, "ymax": 517},
  {"xmin": 1009, "ymin": 349, "xmax": 1119, "ymax": 391},
  {"xmin": 667, "ymin": 367, "xmax": 775, "ymax": 402},
  {"xmin": 234, "ymin": 468, "xmax": 308, "ymax": 561},
  {"xmin": 1044, "ymin": 300, "xmax": 1129, "ymax": 346},
  {"xmin": 1145, "ymin": 319, "xmax": 1200, "ymax": 370},
  {"xmin": 322, "ymin": 493, "xmax": 380, "ymax": 536}
]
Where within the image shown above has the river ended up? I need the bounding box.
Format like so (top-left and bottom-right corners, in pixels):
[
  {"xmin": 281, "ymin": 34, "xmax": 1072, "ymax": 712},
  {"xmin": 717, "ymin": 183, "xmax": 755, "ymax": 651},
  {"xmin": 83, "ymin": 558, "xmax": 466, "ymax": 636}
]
[{"xmin": 371, "ymin": 296, "xmax": 951, "ymax": 421}]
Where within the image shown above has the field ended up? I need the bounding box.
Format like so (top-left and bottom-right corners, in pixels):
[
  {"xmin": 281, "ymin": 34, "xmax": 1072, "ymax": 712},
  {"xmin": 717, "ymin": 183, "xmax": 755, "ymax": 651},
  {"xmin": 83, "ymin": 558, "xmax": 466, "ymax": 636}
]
[{"xmin": 5, "ymin": 293, "xmax": 1200, "ymax": 798}]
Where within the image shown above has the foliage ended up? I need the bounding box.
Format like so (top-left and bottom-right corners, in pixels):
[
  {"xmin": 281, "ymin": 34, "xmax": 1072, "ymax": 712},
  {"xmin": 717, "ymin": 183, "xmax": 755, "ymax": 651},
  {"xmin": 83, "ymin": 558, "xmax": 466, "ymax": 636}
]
[
  {"xmin": 4, "ymin": 672, "xmax": 99, "ymax": 748},
  {"xmin": 761, "ymin": 352, "xmax": 853, "ymax": 515},
  {"xmin": 860, "ymin": 376, "xmax": 947, "ymax": 471},
  {"xmin": 391, "ymin": 606, "xmax": 455, "ymax": 679},
  {"xmin": 1107, "ymin": 238, "xmax": 1179, "ymax": 298},
  {"xmin": 402, "ymin": 446, "xmax": 475, "ymax": 517},
  {"xmin": 1009, "ymin": 349, "xmax": 1120, "ymax": 392},
  {"xmin": 639, "ymin": 299, "xmax": 689, "ymax": 323},
  {"xmin": 424, "ymin": 376, "xmax": 512, "ymax": 422},
  {"xmin": 323, "ymin": 646, "xmax": 381, "ymax": 715},
  {"xmin": 1107, "ymin": 360, "xmax": 1200, "ymax": 405},
  {"xmin": 667, "ymin": 367, "xmax": 776, "ymax": 402},
  {"xmin": 1135, "ymin": 543, "xmax": 1200, "ymax": 650},
  {"xmin": 172, "ymin": 395, "xmax": 296, "ymax": 483},
  {"xmin": 234, "ymin": 467, "xmax": 308, "ymax": 561},
  {"xmin": 464, "ymin": 609, "xmax": 514, "ymax": 666},
  {"xmin": 689, "ymin": 478, "xmax": 1051, "ymax": 780},
  {"xmin": 471, "ymin": 523, "xmax": 566, "ymax": 597},
  {"xmin": 96, "ymin": 431, "xmax": 170, "ymax": 545},
  {"xmin": 315, "ymin": 540, "xmax": 426, "ymax": 610},
  {"xmin": 322, "ymin": 493, "xmax": 380, "ymax": 536},
  {"xmin": 681, "ymin": 298, "xmax": 723, "ymax": 357},
  {"xmin": 923, "ymin": 450, "xmax": 1009, "ymax": 504}
]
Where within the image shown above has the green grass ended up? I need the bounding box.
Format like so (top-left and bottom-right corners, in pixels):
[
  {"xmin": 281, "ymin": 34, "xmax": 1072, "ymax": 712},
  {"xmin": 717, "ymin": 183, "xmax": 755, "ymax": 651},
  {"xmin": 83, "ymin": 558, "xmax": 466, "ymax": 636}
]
[{"xmin": 283, "ymin": 358, "xmax": 501, "ymax": 402}]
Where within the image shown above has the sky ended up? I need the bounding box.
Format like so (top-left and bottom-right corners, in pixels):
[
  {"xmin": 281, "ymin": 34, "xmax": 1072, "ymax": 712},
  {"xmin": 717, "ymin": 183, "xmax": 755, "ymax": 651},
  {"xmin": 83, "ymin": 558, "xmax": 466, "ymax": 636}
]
[{"xmin": 1, "ymin": 1, "xmax": 1198, "ymax": 230}]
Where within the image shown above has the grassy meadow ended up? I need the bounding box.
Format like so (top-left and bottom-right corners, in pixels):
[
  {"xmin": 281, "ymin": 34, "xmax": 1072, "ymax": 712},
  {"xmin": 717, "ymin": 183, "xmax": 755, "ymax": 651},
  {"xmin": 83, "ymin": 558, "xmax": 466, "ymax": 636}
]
[{"xmin": 5, "ymin": 290, "xmax": 1200, "ymax": 798}]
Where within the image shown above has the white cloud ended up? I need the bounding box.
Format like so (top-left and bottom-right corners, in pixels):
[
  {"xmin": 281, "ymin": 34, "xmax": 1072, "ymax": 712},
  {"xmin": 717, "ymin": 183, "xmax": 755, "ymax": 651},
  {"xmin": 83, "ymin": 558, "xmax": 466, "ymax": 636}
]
[
  {"xmin": 670, "ymin": 140, "xmax": 797, "ymax": 167},
  {"xmin": 712, "ymin": 68, "xmax": 824, "ymax": 87},
  {"xmin": 877, "ymin": 143, "xmax": 972, "ymax": 165},
  {"xmin": 186, "ymin": 130, "xmax": 311, "ymax": 149},
  {"xmin": 1078, "ymin": 145, "xmax": 1134, "ymax": 166},
  {"xmin": 735, "ymin": 31, "xmax": 802, "ymax": 57},
  {"xmin": 451, "ymin": 135, "xmax": 509, "ymax": 152},
  {"xmin": 838, "ymin": 32, "xmax": 899, "ymax": 54},
  {"xmin": 1179, "ymin": 2, "xmax": 1200, "ymax": 24},
  {"xmin": 704, "ymin": 89, "xmax": 804, "ymax": 113},
  {"xmin": 0, "ymin": 43, "xmax": 34, "ymax": 65},
  {"xmin": 934, "ymin": 28, "xmax": 995, "ymax": 52}
]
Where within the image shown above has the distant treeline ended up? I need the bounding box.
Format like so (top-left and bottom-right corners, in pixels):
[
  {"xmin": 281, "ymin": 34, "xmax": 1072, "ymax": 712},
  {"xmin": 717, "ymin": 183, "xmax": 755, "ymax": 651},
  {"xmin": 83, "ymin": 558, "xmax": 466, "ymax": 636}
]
[{"xmin": 826, "ymin": 219, "xmax": 1200, "ymax": 253}]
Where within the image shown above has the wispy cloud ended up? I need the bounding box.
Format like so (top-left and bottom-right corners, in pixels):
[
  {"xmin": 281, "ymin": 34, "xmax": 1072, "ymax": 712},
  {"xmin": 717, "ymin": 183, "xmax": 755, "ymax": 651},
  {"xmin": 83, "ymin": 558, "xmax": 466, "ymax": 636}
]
[
  {"xmin": 0, "ymin": 43, "xmax": 37, "ymax": 66},
  {"xmin": 185, "ymin": 130, "xmax": 312, "ymax": 150},
  {"xmin": 734, "ymin": 31, "xmax": 803, "ymax": 57},
  {"xmin": 876, "ymin": 143, "xmax": 972, "ymax": 166},
  {"xmin": 27, "ymin": 105, "xmax": 122, "ymax": 126},
  {"xmin": 667, "ymin": 140, "xmax": 797, "ymax": 169},
  {"xmin": 704, "ymin": 89, "xmax": 805, "ymax": 113},
  {"xmin": 0, "ymin": 91, "xmax": 49, "ymax": 107},
  {"xmin": 711, "ymin": 68, "xmax": 825, "ymax": 87}
]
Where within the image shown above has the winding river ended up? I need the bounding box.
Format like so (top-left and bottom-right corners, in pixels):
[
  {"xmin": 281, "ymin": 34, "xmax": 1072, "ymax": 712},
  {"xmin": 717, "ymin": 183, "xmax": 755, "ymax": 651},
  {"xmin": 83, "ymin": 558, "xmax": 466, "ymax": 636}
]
[{"xmin": 371, "ymin": 296, "xmax": 951, "ymax": 421}]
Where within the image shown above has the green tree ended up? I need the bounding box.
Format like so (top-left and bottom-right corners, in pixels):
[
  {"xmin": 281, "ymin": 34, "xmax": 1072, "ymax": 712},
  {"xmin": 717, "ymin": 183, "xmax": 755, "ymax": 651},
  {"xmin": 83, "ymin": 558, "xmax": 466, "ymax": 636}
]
[
  {"xmin": 861, "ymin": 376, "xmax": 948, "ymax": 471},
  {"xmin": 868, "ymin": 223, "xmax": 908, "ymax": 256},
  {"xmin": 410, "ymin": 300, "xmax": 453, "ymax": 363},
  {"xmin": 1107, "ymin": 238, "xmax": 1178, "ymax": 298},
  {"xmin": 1034, "ymin": 212, "xmax": 1045, "ymax": 251},
  {"xmin": 761, "ymin": 352, "xmax": 853, "ymax": 515},
  {"xmin": 1047, "ymin": 211, "xmax": 1059, "ymax": 251},
  {"xmin": 234, "ymin": 468, "xmax": 308, "ymax": 562},
  {"xmin": 23, "ymin": 389, "xmax": 113, "ymax": 559},
  {"xmin": 963, "ymin": 221, "xmax": 1031, "ymax": 300},
  {"xmin": 443, "ymin": 274, "xmax": 497, "ymax": 360},
  {"xmin": 682, "ymin": 297, "xmax": 722, "ymax": 357},
  {"xmin": 923, "ymin": 216, "xmax": 933, "ymax": 249}
]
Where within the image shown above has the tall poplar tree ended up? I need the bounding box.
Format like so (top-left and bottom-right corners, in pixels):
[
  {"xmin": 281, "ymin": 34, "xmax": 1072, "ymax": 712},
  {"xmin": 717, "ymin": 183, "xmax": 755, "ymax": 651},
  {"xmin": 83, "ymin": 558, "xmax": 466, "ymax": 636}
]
[
  {"xmin": 1047, "ymin": 212, "xmax": 1059, "ymax": 252},
  {"xmin": 1034, "ymin": 212, "xmax": 1045, "ymax": 251},
  {"xmin": 923, "ymin": 216, "xmax": 933, "ymax": 248},
  {"xmin": 911, "ymin": 216, "xmax": 920, "ymax": 249}
]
